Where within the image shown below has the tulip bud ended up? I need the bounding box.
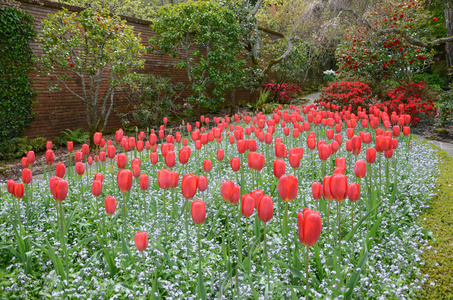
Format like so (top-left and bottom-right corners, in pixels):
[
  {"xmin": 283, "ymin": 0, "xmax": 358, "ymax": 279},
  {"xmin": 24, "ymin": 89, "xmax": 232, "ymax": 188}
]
[{"xmin": 297, "ymin": 208, "xmax": 322, "ymax": 246}]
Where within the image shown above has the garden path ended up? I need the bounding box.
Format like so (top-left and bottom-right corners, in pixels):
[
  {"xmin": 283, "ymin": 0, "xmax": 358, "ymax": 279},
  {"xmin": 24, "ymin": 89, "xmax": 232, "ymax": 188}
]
[{"xmin": 299, "ymin": 92, "xmax": 321, "ymax": 106}]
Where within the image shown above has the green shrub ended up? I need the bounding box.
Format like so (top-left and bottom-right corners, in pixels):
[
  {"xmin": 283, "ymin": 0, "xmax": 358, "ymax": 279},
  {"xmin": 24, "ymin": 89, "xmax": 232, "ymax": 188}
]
[
  {"xmin": 0, "ymin": 7, "xmax": 37, "ymax": 159},
  {"xmin": 54, "ymin": 129, "xmax": 89, "ymax": 147},
  {"xmin": 435, "ymin": 84, "xmax": 453, "ymax": 128},
  {"xmin": 412, "ymin": 73, "xmax": 446, "ymax": 90},
  {"xmin": 1, "ymin": 136, "xmax": 46, "ymax": 161},
  {"xmin": 119, "ymin": 74, "xmax": 186, "ymax": 128}
]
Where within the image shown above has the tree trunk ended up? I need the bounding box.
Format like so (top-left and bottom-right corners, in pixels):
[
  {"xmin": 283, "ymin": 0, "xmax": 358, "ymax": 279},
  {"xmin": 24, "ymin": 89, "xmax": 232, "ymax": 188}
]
[{"xmin": 445, "ymin": 7, "xmax": 453, "ymax": 82}]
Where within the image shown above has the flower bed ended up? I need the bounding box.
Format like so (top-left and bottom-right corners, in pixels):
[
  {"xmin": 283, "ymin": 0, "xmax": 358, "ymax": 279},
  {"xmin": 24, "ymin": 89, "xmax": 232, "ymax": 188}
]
[{"xmin": 0, "ymin": 105, "xmax": 437, "ymax": 299}]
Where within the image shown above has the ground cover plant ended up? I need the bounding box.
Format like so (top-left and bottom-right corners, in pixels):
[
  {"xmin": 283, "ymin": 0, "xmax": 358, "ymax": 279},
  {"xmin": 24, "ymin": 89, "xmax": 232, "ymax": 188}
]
[{"xmin": 0, "ymin": 103, "xmax": 437, "ymax": 299}]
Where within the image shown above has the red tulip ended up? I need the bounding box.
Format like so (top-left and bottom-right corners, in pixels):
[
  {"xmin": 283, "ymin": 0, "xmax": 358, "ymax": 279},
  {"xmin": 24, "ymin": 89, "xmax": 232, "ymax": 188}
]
[
  {"xmin": 46, "ymin": 141, "xmax": 52, "ymax": 150},
  {"xmin": 136, "ymin": 140, "xmax": 144, "ymax": 152},
  {"xmin": 258, "ymin": 195, "xmax": 273, "ymax": 223},
  {"xmin": 216, "ymin": 149, "xmax": 224, "ymax": 161},
  {"xmin": 82, "ymin": 144, "xmax": 89, "ymax": 156},
  {"xmin": 92, "ymin": 180, "xmax": 103, "ymax": 197},
  {"xmin": 248, "ymin": 152, "xmax": 265, "ymax": 171},
  {"xmin": 13, "ymin": 183, "xmax": 24, "ymax": 199},
  {"xmin": 289, "ymin": 154, "xmax": 300, "ymax": 169},
  {"xmin": 273, "ymin": 159, "xmax": 286, "ymax": 178},
  {"xmin": 22, "ymin": 169, "xmax": 32, "ymax": 184},
  {"xmin": 87, "ymin": 156, "xmax": 93, "ymax": 166},
  {"xmin": 46, "ymin": 150, "xmax": 55, "ymax": 165},
  {"xmin": 231, "ymin": 185, "xmax": 240, "ymax": 204},
  {"xmin": 322, "ymin": 176, "xmax": 334, "ymax": 201},
  {"xmin": 55, "ymin": 162, "xmax": 66, "ymax": 178},
  {"xmin": 75, "ymin": 162, "xmax": 85, "ymax": 175},
  {"xmin": 94, "ymin": 173, "xmax": 103, "ymax": 182},
  {"xmin": 99, "ymin": 152, "xmax": 106, "ymax": 162},
  {"xmin": 297, "ymin": 208, "xmax": 322, "ymax": 246},
  {"xmin": 191, "ymin": 199, "xmax": 206, "ymax": 224},
  {"xmin": 203, "ymin": 159, "xmax": 212, "ymax": 173},
  {"xmin": 117, "ymin": 169, "xmax": 133, "ymax": 192},
  {"xmin": 140, "ymin": 174, "xmax": 149, "ymax": 190},
  {"xmin": 115, "ymin": 129, "xmax": 123, "ymax": 143},
  {"xmin": 179, "ymin": 148, "xmax": 190, "ymax": 165},
  {"xmin": 21, "ymin": 157, "xmax": 29, "ymax": 168},
  {"xmin": 241, "ymin": 194, "xmax": 254, "ymax": 218},
  {"xmin": 128, "ymin": 137, "xmax": 136, "ymax": 150},
  {"xmin": 336, "ymin": 157, "xmax": 346, "ymax": 170},
  {"xmin": 7, "ymin": 179, "xmax": 15, "ymax": 194},
  {"xmin": 50, "ymin": 178, "xmax": 68, "ymax": 201},
  {"xmin": 318, "ymin": 144, "xmax": 330, "ymax": 161},
  {"xmin": 354, "ymin": 160, "xmax": 367, "ymax": 178},
  {"xmin": 150, "ymin": 152, "xmax": 158, "ymax": 165},
  {"xmin": 158, "ymin": 169, "xmax": 171, "ymax": 190},
  {"xmin": 230, "ymin": 157, "xmax": 240, "ymax": 172},
  {"xmin": 169, "ymin": 171, "xmax": 179, "ymax": 189},
  {"xmin": 278, "ymin": 175, "xmax": 298, "ymax": 202},
  {"xmin": 134, "ymin": 231, "xmax": 148, "ymax": 251},
  {"xmin": 330, "ymin": 174, "xmax": 348, "ymax": 201},
  {"xmin": 94, "ymin": 132, "xmax": 102, "ymax": 146},
  {"xmin": 366, "ymin": 148, "xmax": 377, "ymax": 164},
  {"xmin": 250, "ymin": 190, "xmax": 264, "ymax": 209},
  {"xmin": 220, "ymin": 180, "xmax": 235, "ymax": 202},
  {"xmin": 348, "ymin": 183, "xmax": 360, "ymax": 202},
  {"xmin": 26, "ymin": 150, "xmax": 35, "ymax": 164},
  {"xmin": 392, "ymin": 125, "xmax": 401, "ymax": 137},
  {"xmin": 105, "ymin": 196, "xmax": 117, "ymax": 215},
  {"xmin": 403, "ymin": 126, "xmax": 410, "ymax": 136},
  {"xmin": 312, "ymin": 182, "xmax": 322, "ymax": 200},
  {"xmin": 275, "ymin": 142, "xmax": 287, "ymax": 158},
  {"xmin": 117, "ymin": 153, "xmax": 127, "ymax": 169},
  {"xmin": 237, "ymin": 139, "xmax": 247, "ymax": 154},
  {"xmin": 198, "ymin": 175, "xmax": 207, "ymax": 192},
  {"xmin": 163, "ymin": 150, "xmax": 175, "ymax": 169},
  {"xmin": 181, "ymin": 174, "xmax": 198, "ymax": 199},
  {"xmin": 351, "ymin": 136, "xmax": 362, "ymax": 155}
]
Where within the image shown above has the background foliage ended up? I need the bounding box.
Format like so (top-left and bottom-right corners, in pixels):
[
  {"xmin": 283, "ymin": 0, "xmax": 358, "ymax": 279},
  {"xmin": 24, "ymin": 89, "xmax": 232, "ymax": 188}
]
[{"xmin": 0, "ymin": 7, "xmax": 37, "ymax": 161}]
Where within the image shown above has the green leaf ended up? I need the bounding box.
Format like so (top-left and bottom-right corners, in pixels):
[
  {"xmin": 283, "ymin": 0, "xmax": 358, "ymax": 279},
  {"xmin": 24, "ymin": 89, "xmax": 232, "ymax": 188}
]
[{"xmin": 344, "ymin": 243, "xmax": 369, "ymax": 300}]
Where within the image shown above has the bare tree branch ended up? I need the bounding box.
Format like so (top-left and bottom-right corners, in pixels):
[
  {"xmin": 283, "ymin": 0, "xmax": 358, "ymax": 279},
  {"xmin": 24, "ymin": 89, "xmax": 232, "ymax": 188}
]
[
  {"xmin": 252, "ymin": 0, "xmax": 263, "ymax": 15},
  {"xmin": 262, "ymin": 36, "xmax": 293, "ymax": 75}
]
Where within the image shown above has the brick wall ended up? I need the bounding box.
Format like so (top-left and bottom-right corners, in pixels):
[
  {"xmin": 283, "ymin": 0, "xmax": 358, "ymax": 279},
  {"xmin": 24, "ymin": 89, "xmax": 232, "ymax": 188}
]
[{"xmin": 16, "ymin": 0, "xmax": 281, "ymax": 139}]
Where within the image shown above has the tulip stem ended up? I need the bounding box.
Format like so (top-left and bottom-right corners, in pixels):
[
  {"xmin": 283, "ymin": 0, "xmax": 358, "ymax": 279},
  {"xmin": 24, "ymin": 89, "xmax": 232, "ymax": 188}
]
[
  {"xmin": 327, "ymin": 201, "xmax": 330, "ymax": 234},
  {"xmin": 185, "ymin": 198, "xmax": 190, "ymax": 260},
  {"xmin": 263, "ymin": 222, "xmax": 270, "ymax": 293},
  {"xmin": 337, "ymin": 201, "xmax": 341, "ymax": 262},
  {"xmin": 306, "ymin": 245, "xmax": 309, "ymax": 300},
  {"xmin": 284, "ymin": 201, "xmax": 290, "ymax": 262},
  {"xmin": 122, "ymin": 192, "xmax": 127, "ymax": 244},
  {"xmin": 58, "ymin": 201, "xmax": 67, "ymax": 278},
  {"xmin": 163, "ymin": 191, "xmax": 167, "ymax": 234}
]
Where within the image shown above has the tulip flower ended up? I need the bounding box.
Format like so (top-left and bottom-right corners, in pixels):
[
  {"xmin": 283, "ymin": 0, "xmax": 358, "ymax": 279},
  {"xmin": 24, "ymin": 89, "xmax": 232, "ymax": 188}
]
[
  {"xmin": 117, "ymin": 169, "xmax": 133, "ymax": 193},
  {"xmin": 139, "ymin": 174, "xmax": 149, "ymax": 191},
  {"xmin": 134, "ymin": 231, "xmax": 148, "ymax": 251},
  {"xmin": 82, "ymin": 144, "xmax": 89, "ymax": 156},
  {"xmin": 67, "ymin": 141, "xmax": 74, "ymax": 152},
  {"xmin": 366, "ymin": 148, "xmax": 377, "ymax": 164},
  {"xmin": 289, "ymin": 154, "xmax": 300, "ymax": 169},
  {"xmin": 273, "ymin": 159, "xmax": 286, "ymax": 179},
  {"xmin": 21, "ymin": 157, "xmax": 29, "ymax": 168},
  {"xmin": 94, "ymin": 132, "xmax": 102, "ymax": 146},
  {"xmin": 55, "ymin": 162, "xmax": 66, "ymax": 178},
  {"xmin": 241, "ymin": 194, "xmax": 254, "ymax": 218},
  {"xmin": 179, "ymin": 148, "xmax": 190, "ymax": 165},
  {"xmin": 191, "ymin": 199, "xmax": 206, "ymax": 225},
  {"xmin": 105, "ymin": 196, "xmax": 117, "ymax": 215},
  {"xmin": 92, "ymin": 180, "xmax": 103, "ymax": 197},
  {"xmin": 26, "ymin": 150, "xmax": 35, "ymax": 165},
  {"xmin": 181, "ymin": 174, "xmax": 198, "ymax": 199},
  {"xmin": 165, "ymin": 151, "xmax": 176, "ymax": 169},
  {"xmin": 248, "ymin": 152, "xmax": 265, "ymax": 171},
  {"xmin": 203, "ymin": 159, "xmax": 212, "ymax": 173},
  {"xmin": 230, "ymin": 157, "xmax": 240, "ymax": 172},
  {"xmin": 198, "ymin": 175, "xmax": 207, "ymax": 193},
  {"xmin": 354, "ymin": 160, "xmax": 367, "ymax": 179},
  {"xmin": 297, "ymin": 208, "xmax": 322, "ymax": 298},
  {"xmin": 312, "ymin": 182, "xmax": 322, "ymax": 200},
  {"xmin": 220, "ymin": 180, "xmax": 235, "ymax": 202},
  {"xmin": 117, "ymin": 153, "xmax": 127, "ymax": 169},
  {"xmin": 75, "ymin": 162, "xmax": 85, "ymax": 176},
  {"xmin": 13, "ymin": 183, "xmax": 24, "ymax": 199},
  {"xmin": 22, "ymin": 169, "xmax": 32, "ymax": 185}
]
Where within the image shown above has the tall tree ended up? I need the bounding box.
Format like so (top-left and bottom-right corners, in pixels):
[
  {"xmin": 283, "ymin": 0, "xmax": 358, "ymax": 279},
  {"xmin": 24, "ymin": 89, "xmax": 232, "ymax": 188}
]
[{"xmin": 38, "ymin": 8, "xmax": 145, "ymax": 144}]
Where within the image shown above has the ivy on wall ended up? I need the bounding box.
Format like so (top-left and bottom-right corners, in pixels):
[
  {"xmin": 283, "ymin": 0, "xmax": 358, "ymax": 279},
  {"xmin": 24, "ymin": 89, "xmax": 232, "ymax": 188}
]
[{"xmin": 0, "ymin": 6, "xmax": 37, "ymax": 159}]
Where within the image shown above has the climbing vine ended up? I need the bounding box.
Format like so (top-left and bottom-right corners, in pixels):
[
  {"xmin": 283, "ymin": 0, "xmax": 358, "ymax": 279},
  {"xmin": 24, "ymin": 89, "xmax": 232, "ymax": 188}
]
[{"xmin": 0, "ymin": 6, "xmax": 36, "ymax": 159}]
